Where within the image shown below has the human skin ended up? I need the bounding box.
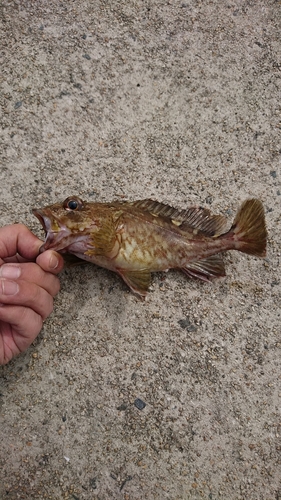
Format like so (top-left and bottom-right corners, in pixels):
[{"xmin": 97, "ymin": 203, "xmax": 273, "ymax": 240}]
[{"xmin": 0, "ymin": 224, "xmax": 64, "ymax": 365}]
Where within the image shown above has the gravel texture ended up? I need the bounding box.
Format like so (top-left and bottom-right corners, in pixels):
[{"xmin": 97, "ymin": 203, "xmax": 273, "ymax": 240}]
[{"xmin": 0, "ymin": 1, "xmax": 280, "ymax": 499}]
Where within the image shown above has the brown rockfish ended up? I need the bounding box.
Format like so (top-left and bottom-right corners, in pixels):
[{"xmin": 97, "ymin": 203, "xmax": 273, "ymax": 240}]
[{"xmin": 33, "ymin": 196, "xmax": 267, "ymax": 298}]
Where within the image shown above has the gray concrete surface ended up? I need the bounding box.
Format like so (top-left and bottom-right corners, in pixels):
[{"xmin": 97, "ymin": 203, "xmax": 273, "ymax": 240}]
[{"xmin": 0, "ymin": 1, "xmax": 280, "ymax": 499}]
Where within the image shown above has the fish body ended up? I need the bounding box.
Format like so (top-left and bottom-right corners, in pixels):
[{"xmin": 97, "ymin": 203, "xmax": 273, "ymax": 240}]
[{"xmin": 33, "ymin": 196, "xmax": 267, "ymax": 297}]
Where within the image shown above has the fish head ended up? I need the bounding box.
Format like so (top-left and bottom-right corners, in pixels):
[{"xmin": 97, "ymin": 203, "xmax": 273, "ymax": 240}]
[{"xmin": 33, "ymin": 196, "xmax": 96, "ymax": 254}]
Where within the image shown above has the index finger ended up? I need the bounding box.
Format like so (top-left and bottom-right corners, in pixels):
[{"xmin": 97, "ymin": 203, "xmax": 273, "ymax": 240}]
[{"xmin": 0, "ymin": 224, "xmax": 42, "ymax": 263}]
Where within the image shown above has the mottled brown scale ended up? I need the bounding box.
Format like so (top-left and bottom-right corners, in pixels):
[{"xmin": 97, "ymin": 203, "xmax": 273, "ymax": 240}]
[{"xmin": 33, "ymin": 196, "xmax": 267, "ymax": 298}]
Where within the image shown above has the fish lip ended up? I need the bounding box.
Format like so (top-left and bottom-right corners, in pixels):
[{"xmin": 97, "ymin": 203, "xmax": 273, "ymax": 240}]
[
  {"xmin": 32, "ymin": 208, "xmax": 51, "ymax": 233},
  {"xmin": 32, "ymin": 208, "xmax": 61, "ymax": 254}
]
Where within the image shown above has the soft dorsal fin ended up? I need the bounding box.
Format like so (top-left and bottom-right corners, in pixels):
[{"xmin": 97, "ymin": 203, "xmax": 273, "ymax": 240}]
[
  {"xmin": 180, "ymin": 207, "xmax": 228, "ymax": 236},
  {"xmin": 130, "ymin": 199, "xmax": 228, "ymax": 237}
]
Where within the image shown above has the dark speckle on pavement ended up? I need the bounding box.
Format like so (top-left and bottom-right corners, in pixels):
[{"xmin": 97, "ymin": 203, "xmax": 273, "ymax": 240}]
[{"xmin": 134, "ymin": 398, "xmax": 146, "ymax": 410}]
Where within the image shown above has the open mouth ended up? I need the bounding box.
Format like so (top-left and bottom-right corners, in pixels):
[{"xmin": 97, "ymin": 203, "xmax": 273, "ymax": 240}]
[
  {"xmin": 32, "ymin": 208, "xmax": 52, "ymax": 234},
  {"xmin": 33, "ymin": 208, "xmax": 73, "ymax": 254},
  {"xmin": 32, "ymin": 208, "xmax": 58, "ymax": 252}
]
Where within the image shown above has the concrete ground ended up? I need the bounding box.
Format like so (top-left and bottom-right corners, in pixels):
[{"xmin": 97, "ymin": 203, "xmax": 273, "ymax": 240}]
[{"xmin": 0, "ymin": 1, "xmax": 280, "ymax": 499}]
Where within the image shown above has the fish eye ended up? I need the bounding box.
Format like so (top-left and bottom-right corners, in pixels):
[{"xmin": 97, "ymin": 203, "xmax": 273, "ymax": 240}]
[
  {"xmin": 68, "ymin": 200, "xmax": 78, "ymax": 210},
  {"xmin": 63, "ymin": 197, "xmax": 84, "ymax": 211}
]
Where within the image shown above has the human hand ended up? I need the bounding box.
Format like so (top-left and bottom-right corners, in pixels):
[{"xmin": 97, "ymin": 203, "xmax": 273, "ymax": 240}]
[{"xmin": 0, "ymin": 224, "xmax": 64, "ymax": 365}]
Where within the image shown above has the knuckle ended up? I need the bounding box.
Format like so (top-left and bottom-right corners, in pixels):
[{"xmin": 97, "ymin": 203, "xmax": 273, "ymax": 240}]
[
  {"xmin": 17, "ymin": 306, "xmax": 42, "ymax": 336},
  {"xmin": 17, "ymin": 223, "xmax": 28, "ymax": 232},
  {"xmin": 19, "ymin": 304, "xmax": 34, "ymax": 324},
  {"xmin": 29, "ymin": 283, "xmax": 41, "ymax": 304},
  {"xmin": 43, "ymin": 297, "xmax": 54, "ymax": 320},
  {"xmin": 47, "ymin": 275, "xmax": 61, "ymax": 296},
  {"xmin": 53, "ymin": 276, "xmax": 61, "ymax": 295}
]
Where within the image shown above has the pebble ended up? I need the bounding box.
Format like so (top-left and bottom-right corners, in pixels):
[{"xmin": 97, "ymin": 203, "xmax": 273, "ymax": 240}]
[
  {"xmin": 178, "ymin": 318, "xmax": 197, "ymax": 332},
  {"xmin": 117, "ymin": 403, "xmax": 127, "ymax": 411},
  {"xmin": 134, "ymin": 398, "xmax": 146, "ymax": 410},
  {"xmin": 89, "ymin": 477, "xmax": 97, "ymax": 489},
  {"xmin": 205, "ymin": 195, "xmax": 213, "ymax": 204}
]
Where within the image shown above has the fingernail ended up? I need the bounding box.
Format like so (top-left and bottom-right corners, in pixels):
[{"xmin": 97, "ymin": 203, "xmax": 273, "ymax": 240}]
[
  {"xmin": 0, "ymin": 279, "xmax": 19, "ymax": 296},
  {"xmin": 0, "ymin": 264, "xmax": 21, "ymax": 279},
  {"xmin": 49, "ymin": 254, "xmax": 59, "ymax": 270}
]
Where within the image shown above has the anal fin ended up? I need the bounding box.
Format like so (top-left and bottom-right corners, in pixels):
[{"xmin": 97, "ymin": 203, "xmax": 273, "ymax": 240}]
[
  {"xmin": 118, "ymin": 270, "xmax": 151, "ymax": 299},
  {"xmin": 181, "ymin": 255, "xmax": 226, "ymax": 282}
]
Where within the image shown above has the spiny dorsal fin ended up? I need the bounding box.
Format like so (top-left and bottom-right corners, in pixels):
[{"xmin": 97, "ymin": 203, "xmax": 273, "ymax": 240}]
[
  {"xmin": 130, "ymin": 199, "xmax": 186, "ymax": 220},
  {"xmin": 130, "ymin": 199, "xmax": 228, "ymax": 237}
]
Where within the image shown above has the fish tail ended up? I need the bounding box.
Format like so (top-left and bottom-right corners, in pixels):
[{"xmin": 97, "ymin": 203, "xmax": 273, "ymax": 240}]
[{"xmin": 223, "ymin": 199, "xmax": 267, "ymax": 257}]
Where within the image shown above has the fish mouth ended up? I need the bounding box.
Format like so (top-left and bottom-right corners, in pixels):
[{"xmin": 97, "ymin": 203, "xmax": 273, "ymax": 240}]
[
  {"xmin": 32, "ymin": 208, "xmax": 71, "ymax": 254},
  {"xmin": 32, "ymin": 208, "xmax": 52, "ymax": 233}
]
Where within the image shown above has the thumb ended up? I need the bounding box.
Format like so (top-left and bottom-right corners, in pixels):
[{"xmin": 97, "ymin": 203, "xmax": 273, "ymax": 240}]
[{"xmin": 36, "ymin": 250, "xmax": 64, "ymax": 275}]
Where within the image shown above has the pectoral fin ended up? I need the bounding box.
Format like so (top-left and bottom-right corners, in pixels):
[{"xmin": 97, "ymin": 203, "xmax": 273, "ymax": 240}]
[
  {"xmin": 85, "ymin": 217, "xmax": 117, "ymax": 256},
  {"xmin": 182, "ymin": 255, "xmax": 226, "ymax": 282},
  {"xmin": 118, "ymin": 270, "xmax": 151, "ymax": 298}
]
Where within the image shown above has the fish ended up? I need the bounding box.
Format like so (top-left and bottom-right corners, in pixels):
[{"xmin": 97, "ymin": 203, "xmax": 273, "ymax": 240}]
[{"xmin": 33, "ymin": 196, "xmax": 267, "ymax": 298}]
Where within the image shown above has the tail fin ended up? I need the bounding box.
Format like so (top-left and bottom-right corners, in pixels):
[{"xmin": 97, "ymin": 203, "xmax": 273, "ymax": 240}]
[{"xmin": 228, "ymin": 199, "xmax": 267, "ymax": 257}]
